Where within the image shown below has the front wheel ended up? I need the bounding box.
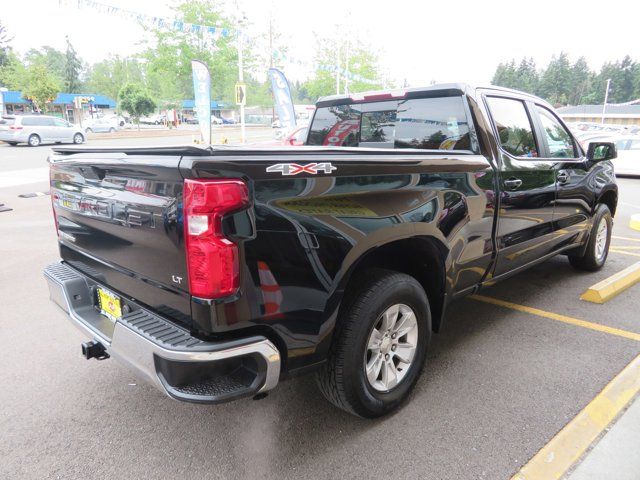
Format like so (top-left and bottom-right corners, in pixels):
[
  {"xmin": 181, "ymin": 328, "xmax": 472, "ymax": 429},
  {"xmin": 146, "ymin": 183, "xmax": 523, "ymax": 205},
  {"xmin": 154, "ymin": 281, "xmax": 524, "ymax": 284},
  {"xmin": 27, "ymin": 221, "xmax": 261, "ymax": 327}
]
[
  {"xmin": 28, "ymin": 134, "xmax": 41, "ymax": 147},
  {"xmin": 316, "ymin": 269, "xmax": 431, "ymax": 417},
  {"xmin": 569, "ymin": 204, "xmax": 612, "ymax": 271},
  {"xmin": 73, "ymin": 133, "xmax": 84, "ymax": 144},
  {"xmin": 109, "ymin": 127, "xmax": 115, "ymax": 133}
]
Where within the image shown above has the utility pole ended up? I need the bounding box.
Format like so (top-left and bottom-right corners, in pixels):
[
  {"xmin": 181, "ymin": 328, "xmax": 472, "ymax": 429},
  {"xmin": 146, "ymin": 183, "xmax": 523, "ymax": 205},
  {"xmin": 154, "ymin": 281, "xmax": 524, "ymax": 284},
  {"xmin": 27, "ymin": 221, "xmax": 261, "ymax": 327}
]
[
  {"xmin": 336, "ymin": 39, "xmax": 341, "ymax": 95},
  {"xmin": 269, "ymin": 13, "xmax": 275, "ymax": 125},
  {"xmin": 237, "ymin": 23, "xmax": 246, "ymax": 143},
  {"xmin": 344, "ymin": 38, "xmax": 350, "ymax": 95},
  {"xmin": 601, "ymin": 78, "xmax": 611, "ymax": 125}
]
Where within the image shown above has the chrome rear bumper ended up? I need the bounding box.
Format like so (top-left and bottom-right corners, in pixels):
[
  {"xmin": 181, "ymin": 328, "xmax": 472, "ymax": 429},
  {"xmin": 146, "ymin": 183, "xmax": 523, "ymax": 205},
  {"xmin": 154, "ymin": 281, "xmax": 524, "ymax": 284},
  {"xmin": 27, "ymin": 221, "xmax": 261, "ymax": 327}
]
[{"xmin": 44, "ymin": 262, "xmax": 281, "ymax": 403}]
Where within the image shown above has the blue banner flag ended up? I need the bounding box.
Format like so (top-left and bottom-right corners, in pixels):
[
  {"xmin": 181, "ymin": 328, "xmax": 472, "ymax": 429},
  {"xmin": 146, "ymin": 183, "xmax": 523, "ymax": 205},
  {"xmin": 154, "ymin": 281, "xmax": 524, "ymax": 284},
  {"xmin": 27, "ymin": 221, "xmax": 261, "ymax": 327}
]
[
  {"xmin": 191, "ymin": 60, "xmax": 212, "ymax": 145},
  {"xmin": 268, "ymin": 68, "xmax": 297, "ymax": 129}
]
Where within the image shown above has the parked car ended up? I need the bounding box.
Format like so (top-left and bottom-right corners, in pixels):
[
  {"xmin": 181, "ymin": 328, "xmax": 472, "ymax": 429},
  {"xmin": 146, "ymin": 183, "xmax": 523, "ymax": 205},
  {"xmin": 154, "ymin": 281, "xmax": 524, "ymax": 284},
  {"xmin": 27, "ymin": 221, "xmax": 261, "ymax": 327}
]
[
  {"xmin": 45, "ymin": 84, "xmax": 617, "ymax": 418},
  {"xmin": 584, "ymin": 135, "xmax": 640, "ymax": 177},
  {"xmin": 139, "ymin": 114, "xmax": 166, "ymax": 125},
  {"xmin": 84, "ymin": 117, "xmax": 118, "ymax": 134},
  {"xmin": 211, "ymin": 116, "xmax": 223, "ymax": 125},
  {"xmin": 0, "ymin": 114, "xmax": 85, "ymax": 146},
  {"xmin": 221, "ymin": 117, "xmax": 236, "ymax": 125},
  {"xmin": 260, "ymin": 125, "xmax": 309, "ymax": 146}
]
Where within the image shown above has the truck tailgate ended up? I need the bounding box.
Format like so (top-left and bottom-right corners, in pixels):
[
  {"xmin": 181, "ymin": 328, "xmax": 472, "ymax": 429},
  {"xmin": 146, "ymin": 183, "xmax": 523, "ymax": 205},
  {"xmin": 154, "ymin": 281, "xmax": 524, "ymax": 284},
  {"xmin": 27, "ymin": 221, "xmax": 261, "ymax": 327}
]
[{"xmin": 50, "ymin": 153, "xmax": 191, "ymax": 327}]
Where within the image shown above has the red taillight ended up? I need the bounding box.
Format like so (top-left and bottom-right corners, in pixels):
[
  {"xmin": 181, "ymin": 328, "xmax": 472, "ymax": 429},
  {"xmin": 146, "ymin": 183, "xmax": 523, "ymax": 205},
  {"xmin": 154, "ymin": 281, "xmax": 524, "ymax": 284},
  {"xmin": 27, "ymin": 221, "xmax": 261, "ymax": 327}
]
[
  {"xmin": 9, "ymin": 125, "xmax": 23, "ymax": 130},
  {"xmin": 183, "ymin": 179, "xmax": 249, "ymax": 299}
]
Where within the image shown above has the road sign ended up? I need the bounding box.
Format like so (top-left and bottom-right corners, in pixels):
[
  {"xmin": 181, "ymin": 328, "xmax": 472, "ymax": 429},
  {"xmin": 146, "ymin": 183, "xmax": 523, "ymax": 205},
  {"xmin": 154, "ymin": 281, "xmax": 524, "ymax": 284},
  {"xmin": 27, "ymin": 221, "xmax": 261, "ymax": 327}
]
[{"xmin": 235, "ymin": 83, "xmax": 246, "ymax": 106}]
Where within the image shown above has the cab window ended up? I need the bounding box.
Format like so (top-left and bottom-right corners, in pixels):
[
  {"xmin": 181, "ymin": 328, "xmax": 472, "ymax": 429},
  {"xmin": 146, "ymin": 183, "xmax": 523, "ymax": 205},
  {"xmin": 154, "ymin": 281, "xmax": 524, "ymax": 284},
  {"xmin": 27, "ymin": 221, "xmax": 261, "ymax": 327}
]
[
  {"xmin": 486, "ymin": 96, "xmax": 538, "ymax": 158},
  {"xmin": 535, "ymin": 106, "xmax": 578, "ymax": 158},
  {"xmin": 308, "ymin": 96, "xmax": 475, "ymax": 152}
]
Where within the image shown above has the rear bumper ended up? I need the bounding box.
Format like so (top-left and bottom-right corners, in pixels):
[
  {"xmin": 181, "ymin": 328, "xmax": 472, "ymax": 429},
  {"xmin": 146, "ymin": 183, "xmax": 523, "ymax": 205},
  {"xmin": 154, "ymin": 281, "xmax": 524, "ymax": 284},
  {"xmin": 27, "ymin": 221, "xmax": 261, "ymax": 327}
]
[{"xmin": 44, "ymin": 262, "xmax": 281, "ymax": 404}]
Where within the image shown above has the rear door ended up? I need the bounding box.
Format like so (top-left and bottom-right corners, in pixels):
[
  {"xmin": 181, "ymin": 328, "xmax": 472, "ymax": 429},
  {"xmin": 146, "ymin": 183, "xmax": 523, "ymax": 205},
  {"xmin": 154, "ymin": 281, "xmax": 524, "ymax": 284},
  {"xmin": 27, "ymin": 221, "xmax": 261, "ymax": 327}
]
[{"xmin": 484, "ymin": 95, "xmax": 558, "ymax": 277}]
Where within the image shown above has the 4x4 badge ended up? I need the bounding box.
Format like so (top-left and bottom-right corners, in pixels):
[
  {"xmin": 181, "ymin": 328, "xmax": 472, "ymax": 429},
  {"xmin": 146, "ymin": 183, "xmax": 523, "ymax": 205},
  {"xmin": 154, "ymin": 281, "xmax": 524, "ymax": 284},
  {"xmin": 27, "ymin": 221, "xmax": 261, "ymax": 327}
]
[{"xmin": 266, "ymin": 162, "xmax": 337, "ymax": 176}]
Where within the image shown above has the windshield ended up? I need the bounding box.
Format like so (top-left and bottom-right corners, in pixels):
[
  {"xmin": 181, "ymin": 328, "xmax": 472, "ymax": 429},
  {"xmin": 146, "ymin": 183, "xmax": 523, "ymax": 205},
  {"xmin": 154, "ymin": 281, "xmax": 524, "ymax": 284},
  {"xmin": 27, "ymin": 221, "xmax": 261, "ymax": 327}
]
[{"xmin": 307, "ymin": 95, "xmax": 475, "ymax": 152}]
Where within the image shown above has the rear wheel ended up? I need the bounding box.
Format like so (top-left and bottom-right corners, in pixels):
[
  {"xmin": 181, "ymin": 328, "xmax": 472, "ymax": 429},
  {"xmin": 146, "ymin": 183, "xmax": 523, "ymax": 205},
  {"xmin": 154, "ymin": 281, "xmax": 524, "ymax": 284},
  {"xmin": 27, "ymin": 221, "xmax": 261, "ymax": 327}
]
[
  {"xmin": 73, "ymin": 133, "xmax": 84, "ymax": 144},
  {"xmin": 569, "ymin": 204, "xmax": 612, "ymax": 271},
  {"xmin": 316, "ymin": 269, "xmax": 431, "ymax": 417},
  {"xmin": 28, "ymin": 134, "xmax": 41, "ymax": 147},
  {"xmin": 109, "ymin": 127, "xmax": 115, "ymax": 133}
]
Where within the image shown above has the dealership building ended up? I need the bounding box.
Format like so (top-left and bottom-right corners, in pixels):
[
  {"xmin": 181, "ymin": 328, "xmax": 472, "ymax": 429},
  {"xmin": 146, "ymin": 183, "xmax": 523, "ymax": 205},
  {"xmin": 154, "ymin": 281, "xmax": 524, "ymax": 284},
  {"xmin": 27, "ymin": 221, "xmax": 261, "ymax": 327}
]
[
  {"xmin": 557, "ymin": 104, "xmax": 640, "ymax": 126},
  {"xmin": 0, "ymin": 90, "xmax": 116, "ymax": 122}
]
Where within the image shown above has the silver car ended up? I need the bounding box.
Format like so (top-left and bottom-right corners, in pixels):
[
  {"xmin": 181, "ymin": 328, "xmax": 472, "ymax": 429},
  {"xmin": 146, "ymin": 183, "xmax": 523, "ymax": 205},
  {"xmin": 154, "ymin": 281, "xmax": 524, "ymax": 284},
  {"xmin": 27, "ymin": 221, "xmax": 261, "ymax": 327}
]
[{"xmin": 0, "ymin": 115, "xmax": 85, "ymax": 147}]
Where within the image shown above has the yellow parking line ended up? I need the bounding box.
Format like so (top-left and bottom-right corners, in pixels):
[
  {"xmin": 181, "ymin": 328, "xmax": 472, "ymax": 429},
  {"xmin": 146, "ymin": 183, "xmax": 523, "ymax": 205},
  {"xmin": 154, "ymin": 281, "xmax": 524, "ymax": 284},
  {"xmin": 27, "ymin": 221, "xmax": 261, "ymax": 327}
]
[
  {"xmin": 610, "ymin": 249, "xmax": 640, "ymax": 258},
  {"xmin": 631, "ymin": 214, "xmax": 640, "ymax": 232},
  {"xmin": 612, "ymin": 235, "xmax": 640, "ymax": 242},
  {"xmin": 610, "ymin": 245, "xmax": 640, "ymax": 250},
  {"xmin": 471, "ymin": 294, "xmax": 640, "ymax": 342},
  {"xmin": 581, "ymin": 262, "xmax": 640, "ymax": 304},
  {"xmin": 511, "ymin": 353, "xmax": 640, "ymax": 480}
]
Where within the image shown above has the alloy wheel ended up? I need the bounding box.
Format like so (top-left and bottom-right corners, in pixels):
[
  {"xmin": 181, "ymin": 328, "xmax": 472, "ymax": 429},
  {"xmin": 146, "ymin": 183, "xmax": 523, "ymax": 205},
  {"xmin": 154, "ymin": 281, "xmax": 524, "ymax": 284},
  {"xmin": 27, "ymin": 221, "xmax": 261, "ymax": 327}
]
[{"xmin": 364, "ymin": 303, "xmax": 418, "ymax": 392}]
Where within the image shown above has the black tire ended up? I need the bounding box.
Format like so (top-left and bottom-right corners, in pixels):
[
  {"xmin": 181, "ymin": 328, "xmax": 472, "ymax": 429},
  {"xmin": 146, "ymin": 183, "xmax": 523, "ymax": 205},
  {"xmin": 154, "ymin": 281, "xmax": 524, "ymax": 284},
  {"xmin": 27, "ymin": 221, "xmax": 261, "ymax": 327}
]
[
  {"xmin": 316, "ymin": 269, "xmax": 431, "ymax": 418},
  {"xmin": 28, "ymin": 134, "xmax": 41, "ymax": 147},
  {"xmin": 109, "ymin": 127, "xmax": 115, "ymax": 133},
  {"xmin": 85, "ymin": 128, "xmax": 93, "ymax": 134},
  {"xmin": 569, "ymin": 204, "xmax": 612, "ymax": 271},
  {"xmin": 73, "ymin": 133, "xmax": 84, "ymax": 144}
]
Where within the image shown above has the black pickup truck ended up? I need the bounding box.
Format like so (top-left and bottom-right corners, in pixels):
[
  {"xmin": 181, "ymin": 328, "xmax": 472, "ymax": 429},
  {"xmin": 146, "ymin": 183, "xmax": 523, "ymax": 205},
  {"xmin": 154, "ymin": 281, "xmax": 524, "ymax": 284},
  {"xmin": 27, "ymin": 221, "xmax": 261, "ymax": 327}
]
[{"xmin": 45, "ymin": 84, "xmax": 618, "ymax": 418}]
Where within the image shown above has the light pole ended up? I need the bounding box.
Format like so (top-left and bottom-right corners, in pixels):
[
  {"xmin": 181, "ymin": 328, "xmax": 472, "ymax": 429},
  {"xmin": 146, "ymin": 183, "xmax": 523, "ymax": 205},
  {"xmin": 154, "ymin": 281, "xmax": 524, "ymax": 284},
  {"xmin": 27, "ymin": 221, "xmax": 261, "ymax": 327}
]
[
  {"xmin": 601, "ymin": 78, "xmax": 611, "ymax": 125},
  {"xmin": 0, "ymin": 87, "xmax": 7, "ymax": 116}
]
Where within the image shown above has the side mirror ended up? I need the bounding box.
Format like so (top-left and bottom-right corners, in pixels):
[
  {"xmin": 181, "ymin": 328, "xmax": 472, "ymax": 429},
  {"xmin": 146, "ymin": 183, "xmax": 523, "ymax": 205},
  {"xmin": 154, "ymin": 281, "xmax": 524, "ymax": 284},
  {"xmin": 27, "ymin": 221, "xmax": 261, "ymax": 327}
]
[{"xmin": 587, "ymin": 141, "xmax": 617, "ymax": 162}]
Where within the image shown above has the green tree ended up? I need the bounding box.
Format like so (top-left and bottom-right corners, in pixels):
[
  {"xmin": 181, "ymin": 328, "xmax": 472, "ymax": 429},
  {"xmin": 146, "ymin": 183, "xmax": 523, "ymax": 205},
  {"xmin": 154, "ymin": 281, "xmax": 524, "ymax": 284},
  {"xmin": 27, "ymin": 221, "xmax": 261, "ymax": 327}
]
[
  {"xmin": 301, "ymin": 36, "xmax": 384, "ymax": 101},
  {"xmin": 142, "ymin": 1, "xmax": 239, "ymax": 106},
  {"xmin": 118, "ymin": 83, "xmax": 156, "ymax": 129},
  {"xmin": 539, "ymin": 52, "xmax": 573, "ymax": 105},
  {"xmin": 569, "ymin": 57, "xmax": 592, "ymax": 105},
  {"xmin": 86, "ymin": 55, "xmax": 144, "ymax": 102},
  {"xmin": 63, "ymin": 36, "xmax": 83, "ymax": 93},
  {"xmin": 24, "ymin": 46, "xmax": 66, "ymax": 82},
  {"xmin": 0, "ymin": 51, "xmax": 27, "ymax": 90},
  {"xmin": 491, "ymin": 60, "xmax": 518, "ymax": 89},
  {"xmin": 0, "ymin": 21, "xmax": 13, "ymax": 68},
  {"xmin": 22, "ymin": 64, "xmax": 61, "ymax": 112}
]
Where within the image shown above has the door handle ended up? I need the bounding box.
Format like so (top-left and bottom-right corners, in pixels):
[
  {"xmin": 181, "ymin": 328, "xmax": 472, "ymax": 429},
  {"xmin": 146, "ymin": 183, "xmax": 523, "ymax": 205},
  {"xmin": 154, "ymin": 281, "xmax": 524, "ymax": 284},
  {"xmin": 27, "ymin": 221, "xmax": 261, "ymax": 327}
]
[
  {"xmin": 504, "ymin": 178, "xmax": 523, "ymax": 189},
  {"xmin": 557, "ymin": 171, "xmax": 569, "ymax": 184}
]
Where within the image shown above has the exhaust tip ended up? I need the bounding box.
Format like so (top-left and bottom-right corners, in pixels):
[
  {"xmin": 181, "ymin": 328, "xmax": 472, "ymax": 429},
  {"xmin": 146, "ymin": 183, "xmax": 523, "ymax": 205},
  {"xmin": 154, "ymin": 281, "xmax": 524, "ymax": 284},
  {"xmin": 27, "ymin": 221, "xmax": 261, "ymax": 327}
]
[{"xmin": 81, "ymin": 341, "xmax": 109, "ymax": 360}]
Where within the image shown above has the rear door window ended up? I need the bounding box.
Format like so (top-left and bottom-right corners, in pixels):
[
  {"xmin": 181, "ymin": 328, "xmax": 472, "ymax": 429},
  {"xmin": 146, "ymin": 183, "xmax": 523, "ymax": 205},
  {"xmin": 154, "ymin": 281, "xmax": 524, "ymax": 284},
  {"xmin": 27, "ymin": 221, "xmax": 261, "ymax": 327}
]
[
  {"xmin": 486, "ymin": 96, "xmax": 538, "ymax": 158},
  {"xmin": 308, "ymin": 96, "xmax": 475, "ymax": 152},
  {"xmin": 0, "ymin": 117, "xmax": 15, "ymax": 125}
]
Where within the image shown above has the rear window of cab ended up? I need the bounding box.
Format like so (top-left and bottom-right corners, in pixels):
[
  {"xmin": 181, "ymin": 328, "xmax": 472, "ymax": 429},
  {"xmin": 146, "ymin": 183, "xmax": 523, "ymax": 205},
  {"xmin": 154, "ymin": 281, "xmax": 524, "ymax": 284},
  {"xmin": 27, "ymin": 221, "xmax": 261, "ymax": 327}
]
[{"xmin": 307, "ymin": 96, "xmax": 476, "ymax": 152}]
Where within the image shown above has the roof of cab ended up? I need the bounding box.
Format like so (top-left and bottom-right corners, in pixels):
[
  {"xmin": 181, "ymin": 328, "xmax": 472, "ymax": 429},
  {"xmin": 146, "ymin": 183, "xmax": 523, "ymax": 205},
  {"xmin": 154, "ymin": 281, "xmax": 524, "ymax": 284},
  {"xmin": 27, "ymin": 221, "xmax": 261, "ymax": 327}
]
[{"xmin": 315, "ymin": 82, "xmax": 541, "ymax": 107}]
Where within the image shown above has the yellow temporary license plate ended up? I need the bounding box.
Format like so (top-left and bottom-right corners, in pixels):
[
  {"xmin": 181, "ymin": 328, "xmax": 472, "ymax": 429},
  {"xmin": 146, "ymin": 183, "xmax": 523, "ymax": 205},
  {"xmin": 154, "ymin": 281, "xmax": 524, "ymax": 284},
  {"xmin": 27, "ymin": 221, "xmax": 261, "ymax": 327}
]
[{"xmin": 97, "ymin": 287, "xmax": 122, "ymax": 321}]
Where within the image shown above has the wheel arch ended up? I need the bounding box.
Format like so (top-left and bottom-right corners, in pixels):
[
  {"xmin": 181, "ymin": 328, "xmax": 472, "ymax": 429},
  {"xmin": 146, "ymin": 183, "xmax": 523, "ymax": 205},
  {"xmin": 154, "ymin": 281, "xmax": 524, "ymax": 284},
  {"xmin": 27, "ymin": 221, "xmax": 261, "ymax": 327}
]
[
  {"xmin": 597, "ymin": 187, "xmax": 618, "ymax": 217},
  {"xmin": 335, "ymin": 236, "xmax": 449, "ymax": 334}
]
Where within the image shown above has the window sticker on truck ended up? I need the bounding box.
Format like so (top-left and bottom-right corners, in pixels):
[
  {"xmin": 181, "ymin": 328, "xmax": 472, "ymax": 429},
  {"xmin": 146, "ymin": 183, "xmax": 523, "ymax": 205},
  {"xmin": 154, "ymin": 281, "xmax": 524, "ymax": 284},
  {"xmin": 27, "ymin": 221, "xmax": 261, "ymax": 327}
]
[{"xmin": 266, "ymin": 162, "xmax": 337, "ymax": 176}]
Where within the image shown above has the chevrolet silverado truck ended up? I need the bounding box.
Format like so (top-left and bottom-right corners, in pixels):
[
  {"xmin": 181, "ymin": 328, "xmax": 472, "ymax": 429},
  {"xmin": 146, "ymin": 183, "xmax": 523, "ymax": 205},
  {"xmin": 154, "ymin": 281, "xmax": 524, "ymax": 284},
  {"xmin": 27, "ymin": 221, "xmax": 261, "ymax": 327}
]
[{"xmin": 45, "ymin": 84, "xmax": 618, "ymax": 418}]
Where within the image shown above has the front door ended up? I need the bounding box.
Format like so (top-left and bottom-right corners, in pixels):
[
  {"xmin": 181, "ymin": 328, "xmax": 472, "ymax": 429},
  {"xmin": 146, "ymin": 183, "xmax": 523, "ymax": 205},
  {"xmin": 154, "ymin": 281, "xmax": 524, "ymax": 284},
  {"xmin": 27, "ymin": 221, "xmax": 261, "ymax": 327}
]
[{"xmin": 484, "ymin": 95, "xmax": 558, "ymax": 277}]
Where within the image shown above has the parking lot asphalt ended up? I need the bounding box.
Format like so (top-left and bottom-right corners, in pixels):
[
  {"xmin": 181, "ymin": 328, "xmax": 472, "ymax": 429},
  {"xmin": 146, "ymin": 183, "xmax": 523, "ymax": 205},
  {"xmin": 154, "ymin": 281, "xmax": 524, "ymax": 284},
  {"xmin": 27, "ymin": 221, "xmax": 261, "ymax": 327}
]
[{"xmin": 1, "ymin": 142, "xmax": 639, "ymax": 479}]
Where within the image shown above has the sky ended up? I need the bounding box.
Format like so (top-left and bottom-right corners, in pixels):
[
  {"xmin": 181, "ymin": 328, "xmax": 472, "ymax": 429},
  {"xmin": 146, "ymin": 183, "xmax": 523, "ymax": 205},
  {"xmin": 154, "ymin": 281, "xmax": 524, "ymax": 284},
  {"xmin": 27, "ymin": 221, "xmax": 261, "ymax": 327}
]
[{"xmin": 1, "ymin": 0, "xmax": 638, "ymax": 88}]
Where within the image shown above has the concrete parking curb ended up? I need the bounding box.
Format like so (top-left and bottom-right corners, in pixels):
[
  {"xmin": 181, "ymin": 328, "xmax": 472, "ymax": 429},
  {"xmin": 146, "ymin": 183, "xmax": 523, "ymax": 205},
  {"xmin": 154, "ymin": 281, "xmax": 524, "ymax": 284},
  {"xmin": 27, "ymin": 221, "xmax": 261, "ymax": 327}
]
[
  {"xmin": 581, "ymin": 262, "xmax": 640, "ymax": 304},
  {"xmin": 511, "ymin": 353, "xmax": 640, "ymax": 480}
]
